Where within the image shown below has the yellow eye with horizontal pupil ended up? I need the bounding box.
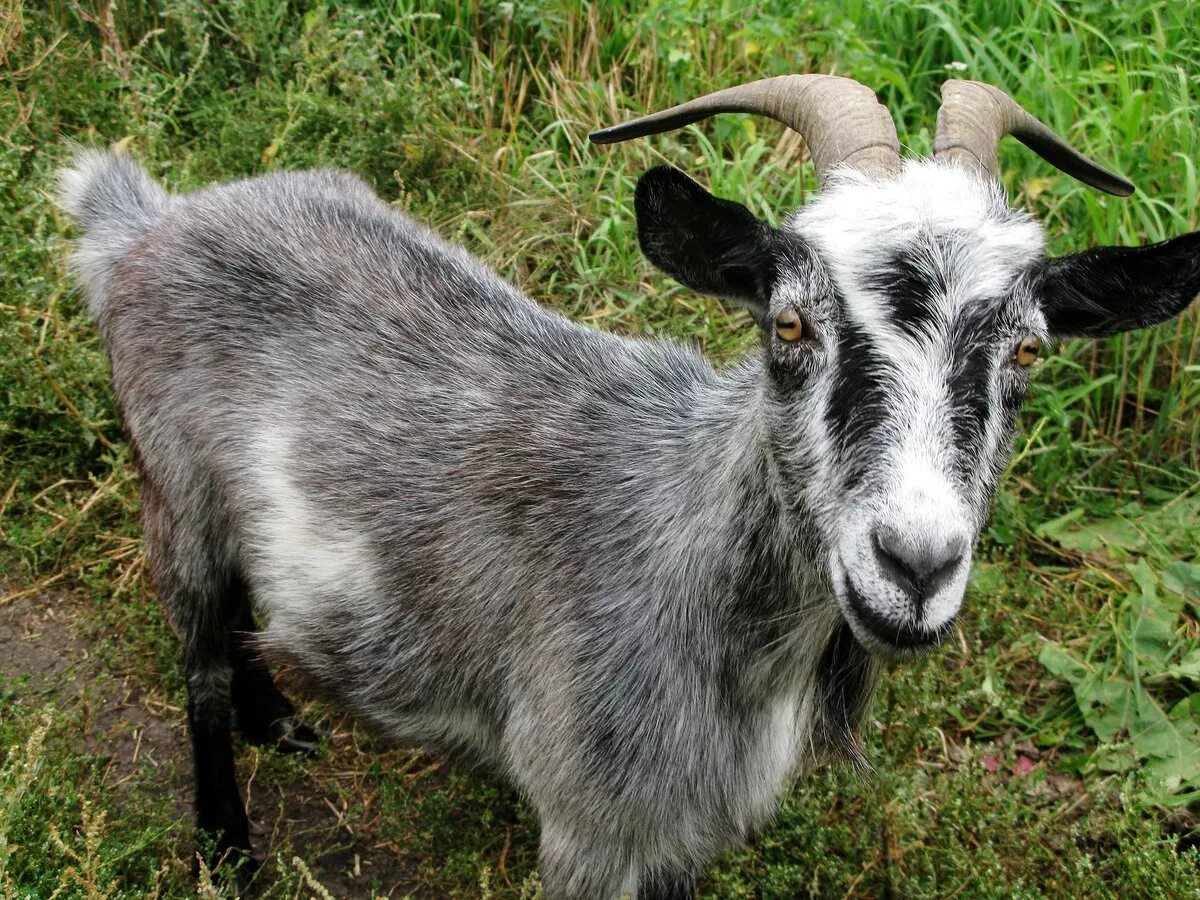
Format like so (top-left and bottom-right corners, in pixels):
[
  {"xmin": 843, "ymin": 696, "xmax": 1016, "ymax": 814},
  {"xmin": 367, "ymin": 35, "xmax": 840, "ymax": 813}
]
[
  {"xmin": 1014, "ymin": 337, "xmax": 1042, "ymax": 367},
  {"xmin": 775, "ymin": 310, "xmax": 806, "ymax": 342}
]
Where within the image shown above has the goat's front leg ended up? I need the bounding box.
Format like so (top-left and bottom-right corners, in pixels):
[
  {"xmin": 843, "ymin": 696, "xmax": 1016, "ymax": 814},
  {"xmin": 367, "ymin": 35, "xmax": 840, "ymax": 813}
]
[{"xmin": 536, "ymin": 819, "xmax": 633, "ymax": 900}]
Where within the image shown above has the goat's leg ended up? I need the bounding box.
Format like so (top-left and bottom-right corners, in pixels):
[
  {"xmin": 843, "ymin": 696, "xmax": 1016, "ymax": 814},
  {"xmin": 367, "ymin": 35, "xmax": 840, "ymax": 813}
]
[
  {"xmin": 536, "ymin": 819, "xmax": 632, "ymax": 900},
  {"xmin": 639, "ymin": 865, "xmax": 698, "ymax": 900},
  {"xmin": 141, "ymin": 476, "xmax": 256, "ymax": 888},
  {"xmin": 228, "ymin": 583, "xmax": 320, "ymax": 754},
  {"xmin": 186, "ymin": 649, "xmax": 256, "ymax": 886},
  {"xmin": 171, "ymin": 581, "xmax": 257, "ymax": 885}
]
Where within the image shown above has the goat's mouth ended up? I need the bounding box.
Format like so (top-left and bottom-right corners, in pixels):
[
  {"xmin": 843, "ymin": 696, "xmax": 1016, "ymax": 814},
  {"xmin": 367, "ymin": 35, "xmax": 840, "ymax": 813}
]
[{"xmin": 838, "ymin": 581, "xmax": 958, "ymax": 659}]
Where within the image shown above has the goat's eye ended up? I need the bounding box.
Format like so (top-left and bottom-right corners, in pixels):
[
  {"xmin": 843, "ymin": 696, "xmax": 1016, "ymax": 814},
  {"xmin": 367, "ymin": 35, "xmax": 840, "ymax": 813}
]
[
  {"xmin": 1014, "ymin": 337, "xmax": 1041, "ymax": 367},
  {"xmin": 774, "ymin": 310, "xmax": 807, "ymax": 342}
]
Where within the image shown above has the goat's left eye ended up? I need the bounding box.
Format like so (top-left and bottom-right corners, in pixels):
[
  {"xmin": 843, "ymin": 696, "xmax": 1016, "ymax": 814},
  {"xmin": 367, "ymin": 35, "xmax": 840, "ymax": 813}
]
[
  {"xmin": 1013, "ymin": 337, "xmax": 1041, "ymax": 367},
  {"xmin": 775, "ymin": 309, "xmax": 808, "ymax": 342}
]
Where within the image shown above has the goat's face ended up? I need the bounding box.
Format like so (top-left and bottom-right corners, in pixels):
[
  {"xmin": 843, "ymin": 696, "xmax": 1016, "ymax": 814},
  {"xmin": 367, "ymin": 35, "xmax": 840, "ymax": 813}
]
[{"xmin": 636, "ymin": 161, "xmax": 1200, "ymax": 659}]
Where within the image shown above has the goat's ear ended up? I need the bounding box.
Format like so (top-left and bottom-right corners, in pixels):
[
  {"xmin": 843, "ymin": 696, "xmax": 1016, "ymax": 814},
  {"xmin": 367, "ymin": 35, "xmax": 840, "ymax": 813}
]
[
  {"xmin": 1040, "ymin": 232, "xmax": 1200, "ymax": 338},
  {"xmin": 634, "ymin": 165, "xmax": 781, "ymax": 321}
]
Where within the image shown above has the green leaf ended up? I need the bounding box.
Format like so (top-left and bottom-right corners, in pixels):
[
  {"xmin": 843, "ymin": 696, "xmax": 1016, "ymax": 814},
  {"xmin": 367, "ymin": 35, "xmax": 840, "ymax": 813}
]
[
  {"xmin": 1166, "ymin": 649, "xmax": 1200, "ymax": 682},
  {"xmin": 1040, "ymin": 556, "xmax": 1200, "ymax": 801},
  {"xmin": 1034, "ymin": 499, "xmax": 1200, "ymax": 562},
  {"xmin": 1038, "ymin": 642, "xmax": 1090, "ymax": 688},
  {"xmin": 1129, "ymin": 558, "xmax": 1159, "ymax": 600},
  {"xmin": 1171, "ymin": 695, "xmax": 1200, "ymax": 721},
  {"xmin": 1035, "ymin": 507, "xmax": 1087, "ymax": 544},
  {"xmin": 1130, "ymin": 694, "xmax": 1200, "ymax": 795},
  {"xmin": 1163, "ymin": 561, "xmax": 1200, "ymax": 611},
  {"xmin": 1093, "ymin": 744, "xmax": 1139, "ymax": 773},
  {"xmin": 1126, "ymin": 562, "xmax": 1176, "ymax": 670},
  {"xmin": 1036, "ymin": 505, "xmax": 1140, "ymax": 556},
  {"xmin": 1078, "ymin": 677, "xmax": 1137, "ymax": 744}
]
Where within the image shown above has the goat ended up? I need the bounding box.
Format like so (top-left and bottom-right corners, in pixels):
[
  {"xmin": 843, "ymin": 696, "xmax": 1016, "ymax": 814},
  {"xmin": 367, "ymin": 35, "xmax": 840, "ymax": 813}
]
[{"xmin": 57, "ymin": 76, "xmax": 1200, "ymax": 898}]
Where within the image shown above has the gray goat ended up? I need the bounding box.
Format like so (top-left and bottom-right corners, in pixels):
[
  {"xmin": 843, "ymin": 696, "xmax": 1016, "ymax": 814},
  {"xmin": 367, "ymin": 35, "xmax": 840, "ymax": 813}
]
[{"xmin": 58, "ymin": 76, "xmax": 1200, "ymax": 898}]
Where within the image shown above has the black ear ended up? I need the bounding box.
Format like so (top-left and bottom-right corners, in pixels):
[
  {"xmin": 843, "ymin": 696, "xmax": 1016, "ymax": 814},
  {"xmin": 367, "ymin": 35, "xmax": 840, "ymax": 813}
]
[
  {"xmin": 1041, "ymin": 232, "xmax": 1200, "ymax": 338},
  {"xmin": 634, "ymin": 165, "xmax": 782, "ymax": 320}
]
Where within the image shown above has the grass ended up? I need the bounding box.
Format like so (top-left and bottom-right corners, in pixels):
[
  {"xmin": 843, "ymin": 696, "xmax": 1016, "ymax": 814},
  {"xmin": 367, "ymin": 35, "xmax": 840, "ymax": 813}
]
[{"xmin": 1, "ymin": 0, "xmax": 1199, "ymax": 896}]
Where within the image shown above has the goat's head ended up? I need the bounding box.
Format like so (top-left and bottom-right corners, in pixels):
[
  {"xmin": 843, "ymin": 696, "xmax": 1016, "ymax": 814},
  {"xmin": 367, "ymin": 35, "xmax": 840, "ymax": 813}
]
[{"xmin": 592, "ymin": 76, "xmax": 1200, "ymax": 659}]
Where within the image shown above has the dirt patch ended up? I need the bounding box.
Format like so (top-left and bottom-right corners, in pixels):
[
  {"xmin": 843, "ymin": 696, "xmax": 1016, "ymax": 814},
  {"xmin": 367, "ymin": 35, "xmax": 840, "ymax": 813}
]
[
  {"xmin": 247, "ymin": 731, "xmax": 444, "ymax": 897},
  {"xmin": 0, "ymin": 593, "xmax": 90, "ymax": 692}
]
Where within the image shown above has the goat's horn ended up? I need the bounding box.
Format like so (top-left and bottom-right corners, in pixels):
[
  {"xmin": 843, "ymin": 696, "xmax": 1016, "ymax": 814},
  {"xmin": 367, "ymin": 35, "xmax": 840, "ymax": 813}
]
[
  {"xmin": 589, "ymin": 75, "xmax": 901, "ymax": 187},
  {"xmin": 934, "ymin": 80, "xmax": 1134, "ymax": 196}
]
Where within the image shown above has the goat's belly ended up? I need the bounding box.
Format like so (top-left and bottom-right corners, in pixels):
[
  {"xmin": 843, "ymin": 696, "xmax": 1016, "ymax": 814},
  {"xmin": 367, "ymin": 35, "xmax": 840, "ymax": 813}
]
[
  {"xmin": 239, "ymin": 447, "xmax": 511, "ymax": 757},
  {"xmin": 373, "ymin": 707, "xmax": 504, "ymax": 761}
]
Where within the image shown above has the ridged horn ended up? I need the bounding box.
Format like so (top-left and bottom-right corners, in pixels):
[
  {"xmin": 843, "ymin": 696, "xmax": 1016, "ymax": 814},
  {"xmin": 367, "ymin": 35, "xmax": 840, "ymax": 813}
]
[
  {"xmin": 933, "ymin": 80, "xmax": 1134, "ymax": 196},
  {"xmin": 589, "ymin": 75, "xmax": 901, "ymax": 188}
]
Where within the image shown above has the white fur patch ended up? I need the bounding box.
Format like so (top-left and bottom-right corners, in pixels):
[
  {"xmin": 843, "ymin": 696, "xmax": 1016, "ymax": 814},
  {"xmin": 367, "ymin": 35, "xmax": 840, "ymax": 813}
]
[
  {"xmin": 244, "ymin": 421, "xmax": 375, "ymax": 632},
  {"xmin": 743, "ymin": 693, "xmax": 801, "ymax": 823},
  {"xmin": 791, "ymin": 160, "xmax": 1045, "ymax": 292}
]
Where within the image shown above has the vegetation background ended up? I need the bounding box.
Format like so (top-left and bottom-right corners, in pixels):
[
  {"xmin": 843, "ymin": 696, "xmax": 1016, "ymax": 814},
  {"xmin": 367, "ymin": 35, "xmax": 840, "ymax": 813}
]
[{"xmin": 2, "ymin": 0, "xmax": 1199, "ymax": 896}]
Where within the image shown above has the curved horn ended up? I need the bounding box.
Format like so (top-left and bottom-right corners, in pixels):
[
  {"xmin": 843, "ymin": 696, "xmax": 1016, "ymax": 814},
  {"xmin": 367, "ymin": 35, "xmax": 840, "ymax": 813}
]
[
  {"xmin": 588, "ymin": 75, "xmax": 900, "ymax": 187},
  {"xmin": 934, "ymin": 80, "xmax": 1134, "ymax": 196}
]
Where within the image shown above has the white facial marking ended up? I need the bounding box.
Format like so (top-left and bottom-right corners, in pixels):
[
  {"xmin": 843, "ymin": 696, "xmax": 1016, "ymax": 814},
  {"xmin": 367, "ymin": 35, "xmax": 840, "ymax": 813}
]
[{"xmin": 780, "ymin": 161, "xmax": 1046, "ymax": 652}]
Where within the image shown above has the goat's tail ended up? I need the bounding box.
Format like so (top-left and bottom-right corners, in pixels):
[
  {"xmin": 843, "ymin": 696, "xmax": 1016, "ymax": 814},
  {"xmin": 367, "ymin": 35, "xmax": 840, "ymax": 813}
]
[{"xmin": 56, "ymin": 146, "xmax": 171, "ymax": 317}]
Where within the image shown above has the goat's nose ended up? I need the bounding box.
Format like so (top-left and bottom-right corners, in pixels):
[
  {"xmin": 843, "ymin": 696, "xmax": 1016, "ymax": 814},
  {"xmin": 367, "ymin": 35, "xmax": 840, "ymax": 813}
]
[{"xmin": 871, "ymin": 523, "xmax": 966, "ymax": 601}]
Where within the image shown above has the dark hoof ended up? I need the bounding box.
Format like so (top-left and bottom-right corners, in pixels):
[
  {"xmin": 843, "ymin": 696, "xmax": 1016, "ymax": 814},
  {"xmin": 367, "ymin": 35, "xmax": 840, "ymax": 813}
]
[
  {"xmin": 268, "ymin": 717, "xmax": 321, "ymax": 755},
  {"xmin": 195, "ymin": 845, "xmax": 259, "ymax": 896}
]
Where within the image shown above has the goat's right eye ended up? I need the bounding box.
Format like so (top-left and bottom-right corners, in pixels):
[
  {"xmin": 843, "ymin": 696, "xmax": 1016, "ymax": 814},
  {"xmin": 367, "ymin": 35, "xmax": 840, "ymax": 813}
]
[
  {"xmin": 1013, "ymin": 336, "xmax": 1042, "ymax": 367},
  {"xmin": 774, "ymin": 310, "xmax": 807, "ymax": 342}
]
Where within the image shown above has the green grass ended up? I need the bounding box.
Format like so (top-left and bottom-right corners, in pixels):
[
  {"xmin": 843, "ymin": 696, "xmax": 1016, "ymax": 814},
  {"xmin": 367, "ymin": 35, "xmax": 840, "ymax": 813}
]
[{"xmin": 2, "ymin": 0, "xmax": 1199, "ymax": 896}]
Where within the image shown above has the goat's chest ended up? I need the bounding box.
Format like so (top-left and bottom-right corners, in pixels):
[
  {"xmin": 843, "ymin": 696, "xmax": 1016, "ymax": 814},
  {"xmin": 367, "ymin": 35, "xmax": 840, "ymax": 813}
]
[{"xmin": 735, "ymin": 691, "xmax": 809, "ymax": 828}]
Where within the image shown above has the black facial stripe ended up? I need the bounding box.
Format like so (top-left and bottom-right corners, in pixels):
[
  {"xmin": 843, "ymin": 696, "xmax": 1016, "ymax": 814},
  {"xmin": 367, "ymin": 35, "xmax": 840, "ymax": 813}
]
[
  {"xmin": 826, "ymin": 319, "xmax": 890, "ymax": 491},
  {"xmin": 946, "ymin": 316, "xmax": 995, "ymax": 480},
  {"xmin": 861, "ymin": 249, "xmax": 947, "ymax": 339}
]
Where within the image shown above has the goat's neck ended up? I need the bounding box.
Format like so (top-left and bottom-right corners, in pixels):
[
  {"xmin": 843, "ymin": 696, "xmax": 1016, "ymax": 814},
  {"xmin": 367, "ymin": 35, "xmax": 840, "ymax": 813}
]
[
  {"xmin": 662, "ymin": 360, "xmax": 836, "ymax": 676},
  {"xmin": 614, "ymin": 356, "xmax": 878, "ymax": 759},
  {"xmin": 689, "ymin": 365, "xmax": 879, "ymax": 760}
]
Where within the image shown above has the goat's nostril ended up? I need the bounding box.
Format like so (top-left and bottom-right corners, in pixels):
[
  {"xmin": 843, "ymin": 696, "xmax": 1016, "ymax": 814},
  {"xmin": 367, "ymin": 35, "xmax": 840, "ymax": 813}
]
[
  {"xmin": 871, "ymin": 531, "xmax": 916, "ymax": 595},
  {"xmin": 871, "ymin": 526, "xmax": 965, "ymax": 599}
]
